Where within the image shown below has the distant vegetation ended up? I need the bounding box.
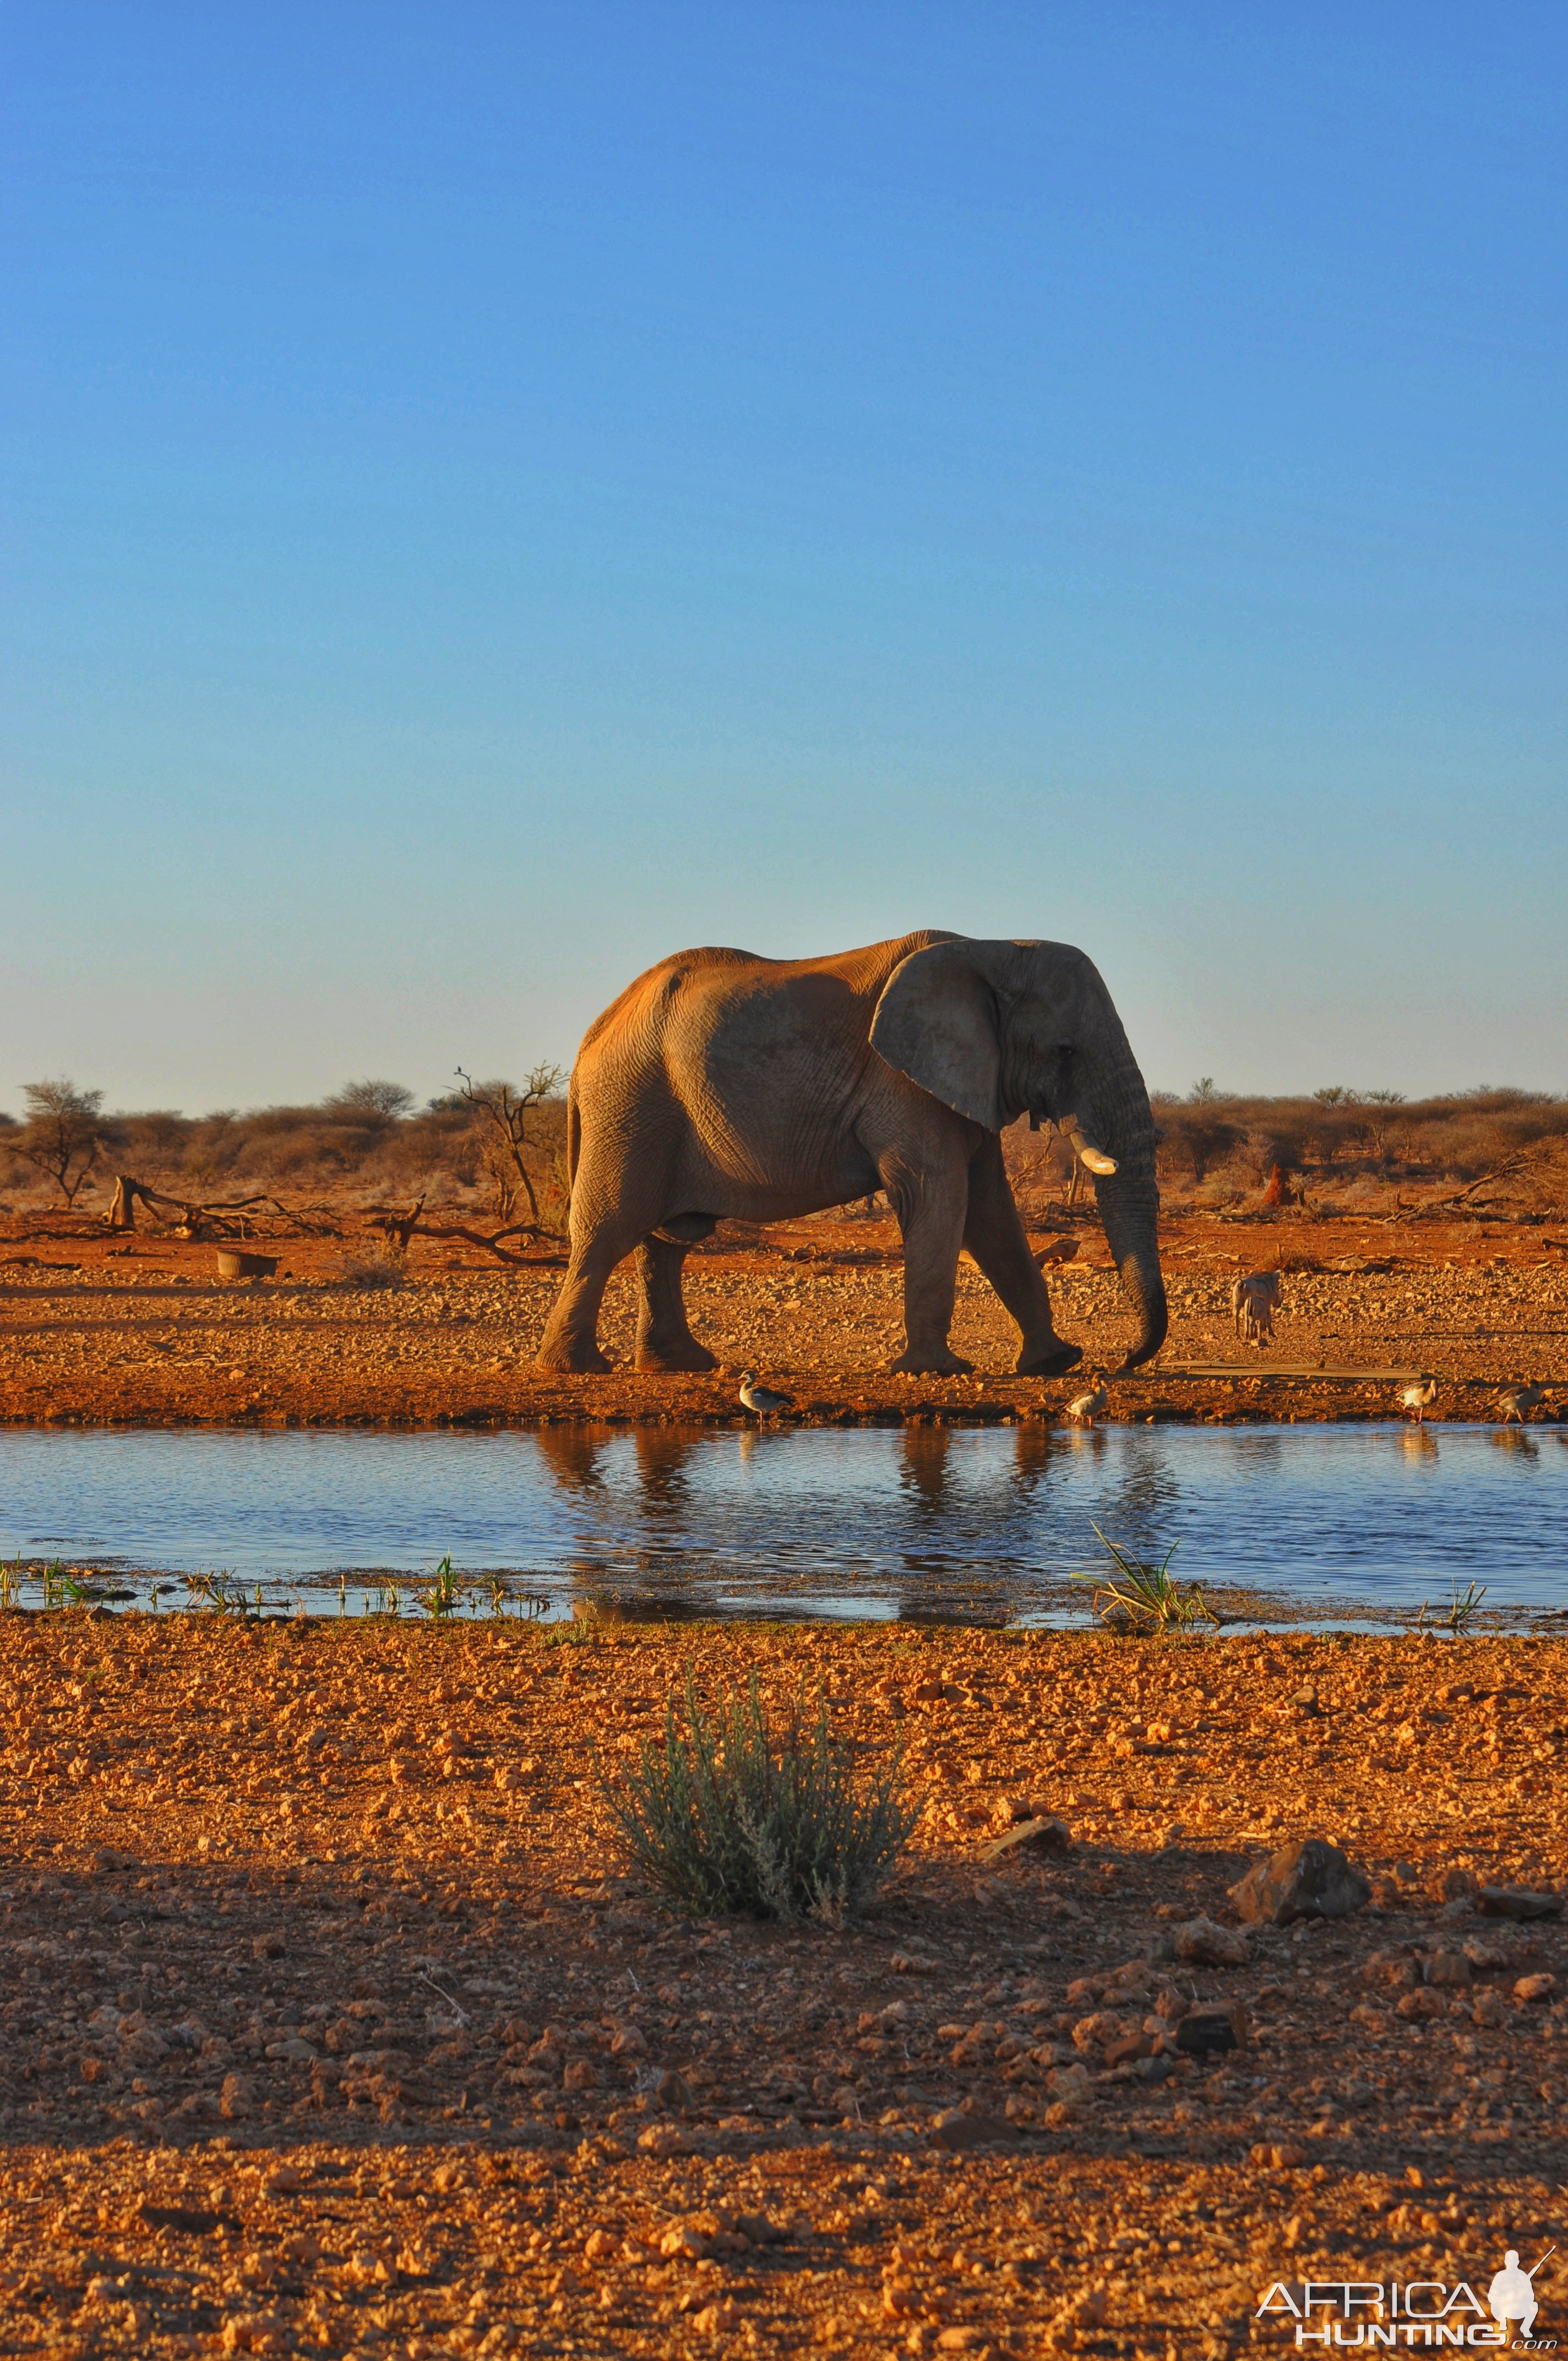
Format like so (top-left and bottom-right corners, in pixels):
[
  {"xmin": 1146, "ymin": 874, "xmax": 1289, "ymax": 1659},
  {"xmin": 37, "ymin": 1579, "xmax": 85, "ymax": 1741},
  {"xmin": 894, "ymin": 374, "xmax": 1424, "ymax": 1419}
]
[
  {"xmin": 0, "ymin": 1071, "xmax": 569, "ymax": 1225},
  {"xmin": 3, "ymin": 1071, "xmax": 1565, "ymax": 1226},
  {"xmin": 1008, "ymin": 1082, "xmax": 1568, "ymax": 1219}
]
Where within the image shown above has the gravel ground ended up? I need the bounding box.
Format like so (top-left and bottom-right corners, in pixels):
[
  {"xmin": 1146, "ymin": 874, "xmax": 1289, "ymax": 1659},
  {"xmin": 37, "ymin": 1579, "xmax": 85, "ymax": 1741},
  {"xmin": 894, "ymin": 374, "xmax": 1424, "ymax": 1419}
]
[
  {"xmin": 1, "ymin": 1208, "xmax": 1565, "ymax": 1430},
  {"xmin": 1, "ymin": 1612, "xmax": 1564, "ymax": 2355}
]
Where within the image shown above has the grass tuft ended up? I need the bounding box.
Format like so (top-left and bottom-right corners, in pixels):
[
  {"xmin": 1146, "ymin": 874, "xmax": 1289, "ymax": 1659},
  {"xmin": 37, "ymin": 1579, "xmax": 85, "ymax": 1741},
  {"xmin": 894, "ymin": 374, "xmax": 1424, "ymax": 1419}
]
[
  {"xmin": 1415, "ymin": 1577, "xmax": 1489, "ymax": 1636},
  {"xmin": 418, "ymin": 1553, "xmax": 460, "ymax": 1619},
  {"xmin": 602, "ymin": 1670, "xmax": 917, "ymax": 1923},
  {"xmin": 1071, "ymin": 1524, "xmax": 1217, "ymax": 1636}
]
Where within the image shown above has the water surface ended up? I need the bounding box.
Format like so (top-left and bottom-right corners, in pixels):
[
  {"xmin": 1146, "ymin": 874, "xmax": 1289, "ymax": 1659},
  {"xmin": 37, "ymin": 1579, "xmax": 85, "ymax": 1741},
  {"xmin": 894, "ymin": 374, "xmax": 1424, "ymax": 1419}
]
[{"xmin": 2, "ymin": 1421, "xmax": 1564, "ymax": 1629}]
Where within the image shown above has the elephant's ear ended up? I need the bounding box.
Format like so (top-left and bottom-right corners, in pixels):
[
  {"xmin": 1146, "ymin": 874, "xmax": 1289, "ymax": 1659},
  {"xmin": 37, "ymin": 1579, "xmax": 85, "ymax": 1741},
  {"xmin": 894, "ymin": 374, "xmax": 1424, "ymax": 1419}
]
[{"xmin": 869, "ymin": 942, "xmax": 1006, "ymax": 1130}]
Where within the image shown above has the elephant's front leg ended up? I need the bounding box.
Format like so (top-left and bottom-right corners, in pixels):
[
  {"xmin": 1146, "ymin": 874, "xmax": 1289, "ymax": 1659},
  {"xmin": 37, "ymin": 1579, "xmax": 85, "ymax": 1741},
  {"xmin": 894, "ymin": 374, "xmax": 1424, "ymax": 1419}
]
[
  {"xmin": 882, "ymin": 1149, "xmax": 973, "ymax": 1376},
  {"xmin": 961, "ymin": 1136, "xmax": 1082, "ymax": 1377},
  {"xmin": 634, "ymin": 1237, "xmax": 719, "ymax": 1373}
]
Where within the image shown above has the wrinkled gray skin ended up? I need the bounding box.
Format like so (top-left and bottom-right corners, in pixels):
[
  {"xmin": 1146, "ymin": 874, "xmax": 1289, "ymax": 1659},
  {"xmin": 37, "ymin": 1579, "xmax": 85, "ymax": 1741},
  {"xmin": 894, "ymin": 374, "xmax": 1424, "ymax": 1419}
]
[{"xmin": 536, "ymin": 931, "xmax": 1168, "ymax": 1379}]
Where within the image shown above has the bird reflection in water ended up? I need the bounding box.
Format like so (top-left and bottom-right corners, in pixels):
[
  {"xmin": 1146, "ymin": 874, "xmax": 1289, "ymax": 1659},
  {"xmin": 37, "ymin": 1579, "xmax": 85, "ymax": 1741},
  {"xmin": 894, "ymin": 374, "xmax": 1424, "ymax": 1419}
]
[
  {"xmin": 1400, "ymin": 1427, "xmax": 1440, "ymax": 1461},
  {"xmin": 1489, "ymin": 1428, "xmax": 1540, "ymax": 1463}
]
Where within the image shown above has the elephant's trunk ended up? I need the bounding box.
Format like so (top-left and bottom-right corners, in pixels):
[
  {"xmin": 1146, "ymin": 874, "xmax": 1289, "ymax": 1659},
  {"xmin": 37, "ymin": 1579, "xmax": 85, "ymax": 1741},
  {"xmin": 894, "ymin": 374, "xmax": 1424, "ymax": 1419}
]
[
  {"xmin": 1096, "ymin": 1174, "xmax": 1168, "ymax": 1371},
  {"xmin": 1087, "ymin": 1048, "xmax": 1168, "ymax": 1373}
]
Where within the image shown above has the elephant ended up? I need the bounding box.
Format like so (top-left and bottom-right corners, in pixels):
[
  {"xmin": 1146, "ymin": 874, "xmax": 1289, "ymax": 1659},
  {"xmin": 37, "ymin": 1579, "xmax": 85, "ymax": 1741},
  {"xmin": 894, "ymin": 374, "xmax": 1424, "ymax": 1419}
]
[{"xmin": 536, "ymin": 930, "xmax": 1168, "ymax": 1380}]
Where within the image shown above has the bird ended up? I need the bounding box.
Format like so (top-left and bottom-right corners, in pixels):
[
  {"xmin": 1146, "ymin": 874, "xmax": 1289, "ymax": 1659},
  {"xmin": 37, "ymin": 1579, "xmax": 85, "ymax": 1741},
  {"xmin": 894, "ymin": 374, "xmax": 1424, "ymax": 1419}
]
[
  {"xmin": 1399, "ymin": 1375, "xmax": 1438, "ymax": 1424},
  {"xmin": 1497, "ymin": 1383, "xmax": 1547, "ymax": 1424},
  {"xmin": 738, "ymin": 1371, "xmax": 794, "ymax": 1418},
  {"xmin": 1065, "ymin": 1373, "xmax": 1108, "ymax": 1427}
]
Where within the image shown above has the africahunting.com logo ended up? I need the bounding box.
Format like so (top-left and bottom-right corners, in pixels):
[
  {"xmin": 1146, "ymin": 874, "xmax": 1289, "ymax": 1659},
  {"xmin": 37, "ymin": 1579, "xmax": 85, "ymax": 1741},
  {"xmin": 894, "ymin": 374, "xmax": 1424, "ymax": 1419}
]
[{"xmin": 1257, "ymin": 2246, "xmax": 1556, "ymax": 2347}]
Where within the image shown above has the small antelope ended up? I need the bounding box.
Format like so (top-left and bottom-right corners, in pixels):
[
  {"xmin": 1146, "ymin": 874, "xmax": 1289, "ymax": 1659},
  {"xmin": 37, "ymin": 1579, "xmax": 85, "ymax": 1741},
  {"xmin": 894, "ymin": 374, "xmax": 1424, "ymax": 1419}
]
[{"xmin": 1231, "ymin": 1271, "xmax": 1283, "ymax": 1344}]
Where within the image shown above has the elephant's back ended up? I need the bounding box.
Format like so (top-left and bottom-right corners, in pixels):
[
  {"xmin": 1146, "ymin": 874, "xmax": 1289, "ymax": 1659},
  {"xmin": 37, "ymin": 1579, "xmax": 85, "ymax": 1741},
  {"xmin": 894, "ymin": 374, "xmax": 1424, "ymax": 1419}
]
[{"xmin": 577, "ymin": 932, "xmax": 961, "ymax": 1067}]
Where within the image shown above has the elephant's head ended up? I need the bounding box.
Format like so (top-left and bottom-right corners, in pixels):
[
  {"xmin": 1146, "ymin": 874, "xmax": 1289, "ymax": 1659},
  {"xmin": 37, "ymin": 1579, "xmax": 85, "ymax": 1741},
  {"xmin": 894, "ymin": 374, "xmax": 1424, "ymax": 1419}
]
[{"xmin": 869, "ymin": 937, "xmax": 1168, "ymax": 1371}]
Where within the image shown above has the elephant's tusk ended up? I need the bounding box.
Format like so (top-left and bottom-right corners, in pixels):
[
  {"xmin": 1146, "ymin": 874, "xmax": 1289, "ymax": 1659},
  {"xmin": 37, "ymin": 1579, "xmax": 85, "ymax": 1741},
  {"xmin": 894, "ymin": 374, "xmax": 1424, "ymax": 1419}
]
[{"xmin": 1064, "ymin": 1123, "xmax": 1118, "ymax": 1176}]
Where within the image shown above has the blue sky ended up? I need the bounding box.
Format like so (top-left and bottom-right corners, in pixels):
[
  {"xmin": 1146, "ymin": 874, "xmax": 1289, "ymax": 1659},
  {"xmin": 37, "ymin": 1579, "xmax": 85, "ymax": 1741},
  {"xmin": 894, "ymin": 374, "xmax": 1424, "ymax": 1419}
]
[{"xmin": 4, "ymin": 2, "xmax": 1564, "ymax": 1116}]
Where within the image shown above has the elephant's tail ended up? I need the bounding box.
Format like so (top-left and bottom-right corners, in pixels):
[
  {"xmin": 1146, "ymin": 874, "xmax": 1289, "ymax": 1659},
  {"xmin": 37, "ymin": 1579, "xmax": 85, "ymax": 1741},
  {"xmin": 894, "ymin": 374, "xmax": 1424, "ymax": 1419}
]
[{"xmin": 565, "ymin": 1076, "xmax": 581, "ymax": 1209}]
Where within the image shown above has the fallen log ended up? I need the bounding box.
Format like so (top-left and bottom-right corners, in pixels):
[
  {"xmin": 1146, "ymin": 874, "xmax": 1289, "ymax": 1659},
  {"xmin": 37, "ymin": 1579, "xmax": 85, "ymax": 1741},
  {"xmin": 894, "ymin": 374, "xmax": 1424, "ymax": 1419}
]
[
  {"xmin": 98, "ymin": 1177, "xmax": 341, "ymax": 1240},
  {"xmin": 361, "ymin": 1204, "xmax": 565, "ymax": 1265}
]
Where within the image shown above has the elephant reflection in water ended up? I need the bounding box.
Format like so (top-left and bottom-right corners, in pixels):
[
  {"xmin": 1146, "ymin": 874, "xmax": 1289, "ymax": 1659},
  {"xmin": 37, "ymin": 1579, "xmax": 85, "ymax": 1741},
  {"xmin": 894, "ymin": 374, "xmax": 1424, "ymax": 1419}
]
[
  {"xmin": 900, "ymin": 1422, "xmax": 954, "ymax": 1513},
  {"xmin": 530, "ymin": 1422, "xmax": 715, "ymax": 1621}
]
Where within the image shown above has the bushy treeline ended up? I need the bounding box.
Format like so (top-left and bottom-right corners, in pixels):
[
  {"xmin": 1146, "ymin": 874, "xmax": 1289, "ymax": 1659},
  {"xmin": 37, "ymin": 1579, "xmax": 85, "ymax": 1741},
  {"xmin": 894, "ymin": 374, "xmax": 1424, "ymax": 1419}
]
[
  {"xmin": 1000, "ymin": 1084, "xmax": 1568, "ymax": 1211},
  {"xmin": 1148, "ymin": 1086, "xmax": 1568, "ymax": 1190},
  {"xmin": 0, "ymin": 1078, "xmax": 569, "ymax": 1216}
]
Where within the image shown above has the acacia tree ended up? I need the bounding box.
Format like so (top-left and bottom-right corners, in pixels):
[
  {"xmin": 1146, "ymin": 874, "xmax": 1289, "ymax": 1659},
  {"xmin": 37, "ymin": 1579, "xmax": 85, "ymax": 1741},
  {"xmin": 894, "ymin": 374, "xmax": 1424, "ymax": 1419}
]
[
  {"xmin": 8, "ymin": 1079, "xmax": 105, "ymax": 1204},
  {"xmin": 453, "ymin": 1065, "xmax": 564, "ymax": 1230}
]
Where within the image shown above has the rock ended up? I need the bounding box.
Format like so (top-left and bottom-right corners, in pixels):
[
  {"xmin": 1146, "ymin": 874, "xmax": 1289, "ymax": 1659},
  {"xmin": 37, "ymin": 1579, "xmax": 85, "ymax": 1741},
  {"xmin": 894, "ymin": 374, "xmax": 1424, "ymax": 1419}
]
[
  {"xmin": 1472, "ymin": 1990, "xmax": 1510, "ymax": 2028},
  {"xmin": 693, "ymin": 2304, "xmax": 741, "ymax": 2337},
  {"xmin": 1439, "ymin": 1867, "xmax": 1480, "ymax": 1902},
  {"xmin": 637, "ymin": 2124, "xmax": 693, "ymax": 2157},
  {"xmin": 1395, "ymin": 1988, "xmax": 1445, "ymax": 2021},
  {"xmin": 1478, "ymin": 1886, "xmax": 1562, "ymax": 1921},
  {"xmin": 928, "ymin": 2107, "xmax": 1015, "ymax": 2150},
  {"xmin": 1047, "ymin": 2064, "xmax": 1093, "ymax": 2101},
  {"xmin": 1071, "ymin": 2012, "xmax": 1130, "ymax": 2055},
  {"xmin": 979, "ymin": 1815, "xmax": 1073, "ymax": 1863},
  {"xmin": 1174, "ymin": 2012, "xmax": 1238, "ymax": 2058},
  {"xmin": 660, "ymin": 2223, "xmax": 712, "ymax": 2261},
  {"xmin": 218, "ymin": 2072, "xmax": 252, "ymax": 2120},
  {"xmin": 1250, "ymin": 2141, "xmax": 1306, "ymax": 2169},
  {"xmin": 1103, "ymin": 2033, "xmax": 1152, "ymax": 2067},
  {"xmin": 654, "ymin": 2069, "xmax": 695, "ymax": 2109},
  {"xmin": 1230, "ymin": 1839, "xmax": 1370, "ymax": 1927},
  {"xmin": 1172, "ymin": 1915, "xmax": 1250, "ymax": 1966},
  {"xmin": 264, "ymin": 2036, "xmax": 319, "ymax": 2063},
  {"xmin": 1360, "ymin": 1948, "xmax": 1419, "ymax": 1989},
  {"xmin": 1463, "ymin": 1938, "xmax": 1522, "ymax": 1970},
  {"xmin": 1424, "ymin": 1951, "xmax": 1471, "ymax": 1989},
  {"xmin": 1514, "ymin": 1973, "xmax": 1555, "ymax": 2004}
]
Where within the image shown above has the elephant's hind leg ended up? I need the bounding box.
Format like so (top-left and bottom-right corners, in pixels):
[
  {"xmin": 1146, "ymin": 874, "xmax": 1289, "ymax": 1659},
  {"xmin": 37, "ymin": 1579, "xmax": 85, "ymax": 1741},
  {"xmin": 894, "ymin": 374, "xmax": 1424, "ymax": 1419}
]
[
  {"xmin": 634, "ymin": 1237, "xmax": 719, "ymax": 1373},
  {"xmin": 537, "ymin": 1221, "xmax": 639, "ymax": 1372}
]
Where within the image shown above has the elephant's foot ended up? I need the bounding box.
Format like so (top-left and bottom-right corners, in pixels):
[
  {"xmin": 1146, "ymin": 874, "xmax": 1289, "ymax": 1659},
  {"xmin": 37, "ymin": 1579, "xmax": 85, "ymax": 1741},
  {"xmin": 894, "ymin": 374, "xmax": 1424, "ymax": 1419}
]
[
  {"xmin": 635, "ymin": 1339, "xmax": 720, "ymax": 1373},
  {"xmin": 885, "ymin": 1348, "xmax": 976, "ymax": 1377},
  {"xmin": 535, "ymin": 1341, "xmax": 614, "ymax": 1374},
  {"xmin": 1016, "ymin": 1340, "xmax": 1084, "ymax": 1378}
]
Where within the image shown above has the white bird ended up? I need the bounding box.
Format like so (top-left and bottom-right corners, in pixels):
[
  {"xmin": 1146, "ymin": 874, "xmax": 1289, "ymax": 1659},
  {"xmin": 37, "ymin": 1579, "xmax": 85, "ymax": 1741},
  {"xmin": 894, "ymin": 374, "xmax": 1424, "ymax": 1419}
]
[
  {"xmin": 1497, "ymin": 1383, "xmax": 1547, "ymax": 1424},
  {"xmin": 1065, "ymin": 1373, "xmax": 1108, "ymax": 1427},
  {"xmin": 1399, "ymin": 1375, "xmax": 1438, "ymax": 1424},
  {"xmin": 738, "ymin": 1371, "xmax": 794, "ymax": 1418}
]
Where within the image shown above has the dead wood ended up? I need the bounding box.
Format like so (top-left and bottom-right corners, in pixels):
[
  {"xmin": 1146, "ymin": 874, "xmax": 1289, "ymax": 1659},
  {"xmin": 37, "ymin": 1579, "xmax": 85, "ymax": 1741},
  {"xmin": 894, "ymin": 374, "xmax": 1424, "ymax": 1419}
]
[
  {"xmin": 96, "ymin": 1177, "xmax": 341, "ymax": 1241},
  {"xmin": 362, "ymin": 1210, "xmax": 562, "ymax": 1265}
]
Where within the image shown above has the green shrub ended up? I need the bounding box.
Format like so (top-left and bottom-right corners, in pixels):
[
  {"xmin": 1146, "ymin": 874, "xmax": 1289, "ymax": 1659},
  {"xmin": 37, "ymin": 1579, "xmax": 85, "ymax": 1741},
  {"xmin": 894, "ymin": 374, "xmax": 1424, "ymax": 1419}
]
[{"xmin": 603, "ymin": 1672, "xmax": 917, "ymax": 1923}]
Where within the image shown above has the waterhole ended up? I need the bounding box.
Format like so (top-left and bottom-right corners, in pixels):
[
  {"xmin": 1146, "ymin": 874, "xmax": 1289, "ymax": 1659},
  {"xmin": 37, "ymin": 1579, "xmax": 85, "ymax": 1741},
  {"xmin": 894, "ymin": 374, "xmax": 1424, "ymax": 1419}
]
[{"xmin": 1, "ymin": 1422, "xmax": 1564, "ymax": 1629}]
